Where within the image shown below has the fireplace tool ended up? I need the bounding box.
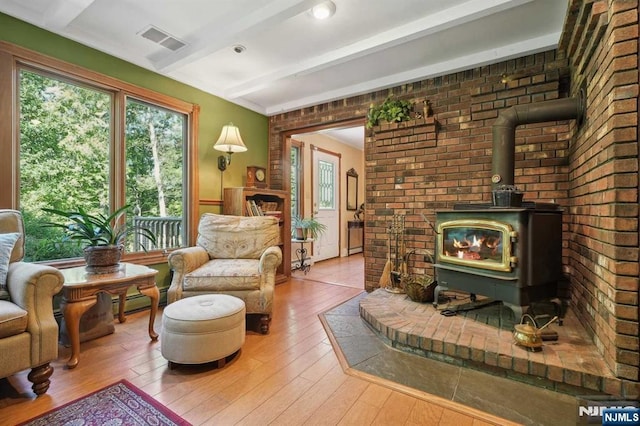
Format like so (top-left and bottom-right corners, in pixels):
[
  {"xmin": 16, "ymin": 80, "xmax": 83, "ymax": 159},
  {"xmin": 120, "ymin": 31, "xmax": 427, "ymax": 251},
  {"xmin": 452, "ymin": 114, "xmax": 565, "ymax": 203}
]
[
  {"xmin": 385, "ymin": 214, "xmax": 407, "ymax": 294},
  {"xmin": 379, "ymin": 226, "xmax": 392, "ymax": 288}
]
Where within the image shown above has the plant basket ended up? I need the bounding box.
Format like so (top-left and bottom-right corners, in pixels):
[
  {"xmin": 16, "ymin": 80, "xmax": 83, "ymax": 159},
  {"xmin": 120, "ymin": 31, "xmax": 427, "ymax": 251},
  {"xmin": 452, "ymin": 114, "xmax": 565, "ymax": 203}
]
[
  {"xmin": 84, "ymin": 245, "xmax": 123, "ymax": 274},
  {"xmin": 405, "ymin": 275, "xmax": 436, "ymax": 303}
]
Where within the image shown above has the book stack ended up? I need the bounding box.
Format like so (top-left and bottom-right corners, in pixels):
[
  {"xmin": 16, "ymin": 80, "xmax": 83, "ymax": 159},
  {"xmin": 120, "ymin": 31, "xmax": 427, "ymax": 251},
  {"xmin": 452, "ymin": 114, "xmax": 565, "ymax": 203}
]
[
  {"xmin": 261, "ymin": 201, "xmax": 282, "ymax": 220},
  {"xmin": 245, "ymin": 200, "xmax": 263, "ymax": 216},
  {"xmin": 245, "ymin": 200, "xmax": 282, "ymax": 219}
]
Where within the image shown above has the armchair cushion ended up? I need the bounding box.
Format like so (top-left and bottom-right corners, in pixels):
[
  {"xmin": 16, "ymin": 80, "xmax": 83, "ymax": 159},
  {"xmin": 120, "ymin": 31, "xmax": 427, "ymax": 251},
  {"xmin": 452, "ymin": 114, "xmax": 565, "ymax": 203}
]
[
  {"xmin": 184, "ymin": 259, "xmax": 260, "ymax": 292},
  {"xmin": 196, "ymin": 213, "xmax": 280, "ymax": 259},
  {"xmin": 0, "ymin": 232, "xmax": 21, "ymax": 300},
  {"xmin": 0, "ymin": 300, "xmax": 28, "ymax": 338}
]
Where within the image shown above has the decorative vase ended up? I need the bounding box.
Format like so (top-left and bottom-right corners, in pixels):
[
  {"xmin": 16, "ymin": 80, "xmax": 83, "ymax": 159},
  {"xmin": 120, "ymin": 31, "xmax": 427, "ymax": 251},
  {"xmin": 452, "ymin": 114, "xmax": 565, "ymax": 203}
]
[{"xmin": 83, "ymin": 245, "xmax": 123, "ymax": 274}]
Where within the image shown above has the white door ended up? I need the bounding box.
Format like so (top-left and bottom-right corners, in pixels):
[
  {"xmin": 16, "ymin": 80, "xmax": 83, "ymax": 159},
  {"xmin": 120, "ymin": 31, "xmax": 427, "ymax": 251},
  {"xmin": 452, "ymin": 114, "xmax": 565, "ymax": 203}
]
[{"xmin": 312, "ymin": 148, "xmax": 340, "ymax": 261}]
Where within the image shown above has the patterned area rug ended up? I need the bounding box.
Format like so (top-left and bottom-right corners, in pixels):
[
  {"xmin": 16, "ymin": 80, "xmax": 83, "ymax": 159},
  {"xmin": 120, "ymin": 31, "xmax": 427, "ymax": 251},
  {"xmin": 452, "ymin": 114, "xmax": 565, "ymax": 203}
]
[{"xmin": 19, "ymin": 380, "xmax": 190, "ymax": 426}]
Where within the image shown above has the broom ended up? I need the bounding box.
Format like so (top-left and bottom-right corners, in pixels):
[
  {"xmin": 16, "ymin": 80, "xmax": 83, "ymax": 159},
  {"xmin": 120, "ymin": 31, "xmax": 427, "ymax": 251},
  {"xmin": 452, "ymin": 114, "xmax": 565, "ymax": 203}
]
[{"xmin": 379, "ymin": 226, "xmax": 392, "ymax": 288}]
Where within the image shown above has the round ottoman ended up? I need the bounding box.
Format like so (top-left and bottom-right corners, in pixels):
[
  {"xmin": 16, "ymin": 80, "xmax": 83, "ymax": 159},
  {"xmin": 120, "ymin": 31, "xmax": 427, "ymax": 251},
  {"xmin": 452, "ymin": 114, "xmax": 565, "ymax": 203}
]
[{"xmin": 161, "ymin": 294, "xmax": 245, "ymax": 368}]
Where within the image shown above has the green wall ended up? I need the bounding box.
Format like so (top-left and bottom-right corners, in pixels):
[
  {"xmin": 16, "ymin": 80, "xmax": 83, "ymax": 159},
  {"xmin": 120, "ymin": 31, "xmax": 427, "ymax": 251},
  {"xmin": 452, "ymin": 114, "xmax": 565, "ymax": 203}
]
[{"xmin": 0, "ymin": 12, "xmax": 268, "ymax": 204}]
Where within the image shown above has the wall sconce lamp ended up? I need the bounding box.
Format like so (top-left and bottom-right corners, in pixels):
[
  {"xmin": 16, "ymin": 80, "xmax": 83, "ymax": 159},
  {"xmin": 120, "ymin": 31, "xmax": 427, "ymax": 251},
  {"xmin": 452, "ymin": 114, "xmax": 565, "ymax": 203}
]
[{"xmin": 214, "ymin": 122, "xmax": 247, "ymax": 171}]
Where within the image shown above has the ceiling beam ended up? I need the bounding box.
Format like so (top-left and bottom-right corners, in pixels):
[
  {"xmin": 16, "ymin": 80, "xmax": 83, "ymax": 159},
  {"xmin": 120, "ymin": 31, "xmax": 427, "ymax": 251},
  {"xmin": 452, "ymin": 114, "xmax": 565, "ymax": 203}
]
[
  {"xmin": 153, "ymin": 0, "xmax": 323, "ymax": 73},
  {"xmin": 225, "ymin": 0, "xmax": 534, "ymax": 99},
  {"xmin": 264, "ymin": 32, "xmax": 560, "ymax": 115}
]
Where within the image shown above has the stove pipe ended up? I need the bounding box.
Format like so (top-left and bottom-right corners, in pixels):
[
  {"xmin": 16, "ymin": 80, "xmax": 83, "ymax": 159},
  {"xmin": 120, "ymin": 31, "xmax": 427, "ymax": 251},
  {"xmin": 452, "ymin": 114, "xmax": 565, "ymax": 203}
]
[{"xmin": 491, "ymin": 95, "xmax": 584, "ymax": 188}]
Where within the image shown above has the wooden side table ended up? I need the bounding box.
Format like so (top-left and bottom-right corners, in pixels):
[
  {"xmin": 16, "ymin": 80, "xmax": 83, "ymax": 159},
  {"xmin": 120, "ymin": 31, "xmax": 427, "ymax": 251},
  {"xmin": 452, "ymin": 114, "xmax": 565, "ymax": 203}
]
[{"xmin": 60, "ymin": 262, "xmax": 159, "ymax": 369}]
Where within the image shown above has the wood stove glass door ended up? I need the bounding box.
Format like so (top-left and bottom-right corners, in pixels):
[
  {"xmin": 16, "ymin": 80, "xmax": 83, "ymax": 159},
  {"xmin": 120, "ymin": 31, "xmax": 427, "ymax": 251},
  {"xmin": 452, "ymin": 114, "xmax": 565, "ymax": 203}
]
[{"xmin": 437, "ymin": 219, "xmax": 515, "ymax": 272}]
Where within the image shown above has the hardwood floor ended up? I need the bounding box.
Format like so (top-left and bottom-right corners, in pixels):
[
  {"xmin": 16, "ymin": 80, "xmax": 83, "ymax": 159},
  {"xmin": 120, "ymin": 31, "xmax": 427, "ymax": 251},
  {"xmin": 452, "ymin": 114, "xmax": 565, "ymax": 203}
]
[{"xmin": 0, "ymin": 255, "xmax": 515, "ymax": 425}]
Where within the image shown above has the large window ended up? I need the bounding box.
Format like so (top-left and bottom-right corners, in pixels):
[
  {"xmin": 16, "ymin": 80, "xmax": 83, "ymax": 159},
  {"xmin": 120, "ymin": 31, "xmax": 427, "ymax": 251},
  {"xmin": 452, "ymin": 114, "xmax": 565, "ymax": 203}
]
[
  {"xmin": 19, "ymin": 70, "xmax": 112, "ymax": 261},
  {"xmin": 125, "ymin": 99, "xmax": 185, "ymax": 252},
  {"xmin": 1, "ymin": 44, "xmax": 197, "ymax": 264}
]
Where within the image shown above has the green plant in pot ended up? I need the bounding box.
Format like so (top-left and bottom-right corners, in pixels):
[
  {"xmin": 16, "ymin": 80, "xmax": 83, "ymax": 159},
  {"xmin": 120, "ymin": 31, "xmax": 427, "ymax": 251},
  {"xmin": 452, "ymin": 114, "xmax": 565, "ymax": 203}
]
[
  {"xmin": 42, "ymin": 205, "xmax": 156, "ymax": 273},
  {"xmin": 291, "ymin": 216, "xmax": 327, "ymax": 241},
  {"xmin": 366, "ymin": 96, "xmax": 414, "ymax": 129}
]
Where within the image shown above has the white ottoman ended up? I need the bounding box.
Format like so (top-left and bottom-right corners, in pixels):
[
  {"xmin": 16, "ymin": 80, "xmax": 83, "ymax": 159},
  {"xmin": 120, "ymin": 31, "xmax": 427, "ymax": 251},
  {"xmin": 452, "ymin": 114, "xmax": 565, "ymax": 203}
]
[{"xmin": 161, "ymin": 294, "xmax": 245, "ymax": 368}]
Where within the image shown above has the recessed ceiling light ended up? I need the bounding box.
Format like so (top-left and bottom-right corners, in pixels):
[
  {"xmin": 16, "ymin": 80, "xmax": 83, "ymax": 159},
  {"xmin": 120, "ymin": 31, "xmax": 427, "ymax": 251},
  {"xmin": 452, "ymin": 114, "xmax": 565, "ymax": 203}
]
[
  {"xmin": 310, "ymin": 1, "xmax": 336, "ymax": 20},
  {"xmin": 233, "ymin": 45, "xmax": 246, "ymax": 54}
]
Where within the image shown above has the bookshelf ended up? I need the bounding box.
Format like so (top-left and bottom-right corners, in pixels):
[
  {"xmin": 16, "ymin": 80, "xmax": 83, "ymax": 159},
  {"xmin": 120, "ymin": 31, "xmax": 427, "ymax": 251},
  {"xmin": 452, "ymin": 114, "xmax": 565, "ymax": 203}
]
[{"xmin": 223, "ymin": 187, "xmax": 291, "ymax": 283}]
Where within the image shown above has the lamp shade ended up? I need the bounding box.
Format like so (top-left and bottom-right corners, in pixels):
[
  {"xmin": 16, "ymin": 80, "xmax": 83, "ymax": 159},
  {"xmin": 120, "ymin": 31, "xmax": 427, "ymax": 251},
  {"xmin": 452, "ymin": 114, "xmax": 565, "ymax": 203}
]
[{"xmin": 214, "ymin": 123, "xmax": 247, "ymax": 153}]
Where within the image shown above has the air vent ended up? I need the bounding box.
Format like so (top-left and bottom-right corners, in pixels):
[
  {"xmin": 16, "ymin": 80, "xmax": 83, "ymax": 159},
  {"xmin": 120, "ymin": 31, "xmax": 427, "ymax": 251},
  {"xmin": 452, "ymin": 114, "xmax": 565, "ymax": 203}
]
[{"xmin": 139, "ymin": 26, "xmax": 186, "ymax": 51}]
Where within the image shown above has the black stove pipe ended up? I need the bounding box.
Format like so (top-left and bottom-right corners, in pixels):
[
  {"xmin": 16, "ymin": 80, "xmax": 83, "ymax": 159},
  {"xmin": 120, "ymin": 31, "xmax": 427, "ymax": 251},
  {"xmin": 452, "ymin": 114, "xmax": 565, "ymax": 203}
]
[{"xmin": 491, "ymin": 95, "xmax": 584, "ymax": 188}]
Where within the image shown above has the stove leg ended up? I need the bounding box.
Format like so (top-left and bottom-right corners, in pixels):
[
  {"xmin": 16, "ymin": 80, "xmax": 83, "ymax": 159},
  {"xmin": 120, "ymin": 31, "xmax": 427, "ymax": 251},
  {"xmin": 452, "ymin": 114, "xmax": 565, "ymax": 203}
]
[{"xmin": 432, "ymin": 283, "xmax": 449, "ymax": 308}]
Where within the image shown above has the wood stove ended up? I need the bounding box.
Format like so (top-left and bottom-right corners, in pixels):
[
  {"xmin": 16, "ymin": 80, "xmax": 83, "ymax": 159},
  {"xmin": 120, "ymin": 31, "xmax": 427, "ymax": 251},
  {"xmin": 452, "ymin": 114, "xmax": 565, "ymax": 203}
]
[{"xmin": 434, "ymin": 203, "xmax": 563, "ymax": 318}]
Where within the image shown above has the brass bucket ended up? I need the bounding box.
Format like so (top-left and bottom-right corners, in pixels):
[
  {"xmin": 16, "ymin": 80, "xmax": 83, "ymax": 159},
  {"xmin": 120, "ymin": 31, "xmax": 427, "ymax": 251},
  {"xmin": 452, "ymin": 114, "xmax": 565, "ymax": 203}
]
[{"xmin": 513, "ymin": 314, "xmax": 557, "ymax": 351}]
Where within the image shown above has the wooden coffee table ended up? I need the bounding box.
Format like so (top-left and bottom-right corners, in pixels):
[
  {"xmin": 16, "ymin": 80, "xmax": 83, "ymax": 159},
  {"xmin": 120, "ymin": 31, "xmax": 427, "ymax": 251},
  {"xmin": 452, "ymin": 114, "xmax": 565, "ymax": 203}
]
[{"xmin": 60, "ymin": 262, "xmax": 159, "ymax": 369}]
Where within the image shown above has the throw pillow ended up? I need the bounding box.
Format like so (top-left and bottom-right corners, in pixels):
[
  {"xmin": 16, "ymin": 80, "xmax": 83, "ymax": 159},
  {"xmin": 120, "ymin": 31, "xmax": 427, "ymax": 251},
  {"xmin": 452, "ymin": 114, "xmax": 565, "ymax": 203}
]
[{"xmin": 0, "ymin": 232, "xmax": 21, "ymax": 301}]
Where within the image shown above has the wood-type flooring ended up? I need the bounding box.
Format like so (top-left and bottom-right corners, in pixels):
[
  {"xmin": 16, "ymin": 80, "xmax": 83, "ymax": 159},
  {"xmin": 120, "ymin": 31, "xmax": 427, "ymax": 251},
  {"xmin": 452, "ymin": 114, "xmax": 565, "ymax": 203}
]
[{"xmin": 0, "ymin": 254, "xmax": 516, "ymax": 425}]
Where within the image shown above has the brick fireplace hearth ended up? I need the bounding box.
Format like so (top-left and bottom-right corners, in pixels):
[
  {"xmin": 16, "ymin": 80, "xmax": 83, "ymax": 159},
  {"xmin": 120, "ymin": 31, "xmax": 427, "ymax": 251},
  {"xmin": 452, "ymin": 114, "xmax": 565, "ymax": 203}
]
[{"xmin": 359, "ymin": 289, "xmax": 639, "ymax": 399}]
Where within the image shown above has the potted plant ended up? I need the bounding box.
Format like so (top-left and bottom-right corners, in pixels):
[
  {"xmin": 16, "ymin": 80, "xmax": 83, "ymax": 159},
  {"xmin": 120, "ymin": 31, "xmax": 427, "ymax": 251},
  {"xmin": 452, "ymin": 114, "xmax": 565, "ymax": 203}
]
[
  {"xmin": 42, "ymin": 205, "xmax": 156, "ymax": 273},
  {"xmin": 291, "ymin": 216, "xmax": 327, "ymax": 241},
  {"xmin": 366, "ymin": 96, "xmax": 414, "ymax": 129}
]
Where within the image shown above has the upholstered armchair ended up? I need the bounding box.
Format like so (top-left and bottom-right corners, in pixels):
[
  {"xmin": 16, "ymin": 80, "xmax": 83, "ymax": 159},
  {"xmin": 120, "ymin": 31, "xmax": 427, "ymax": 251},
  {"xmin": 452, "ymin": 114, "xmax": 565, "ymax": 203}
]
[
  {"xmin": 0, "ymin": 209, "xmax": 64, "ymax": 395},
  {"xmin": 167, "ymin": 214, "xmax": 282, "ymax": 334}
]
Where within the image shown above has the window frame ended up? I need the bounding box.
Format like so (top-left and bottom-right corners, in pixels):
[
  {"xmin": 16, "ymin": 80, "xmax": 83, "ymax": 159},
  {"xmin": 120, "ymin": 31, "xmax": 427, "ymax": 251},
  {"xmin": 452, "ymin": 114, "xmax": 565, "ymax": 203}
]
[{"xmin": 0, "ymin": 41, "xmax": 199, "ymax": 267}]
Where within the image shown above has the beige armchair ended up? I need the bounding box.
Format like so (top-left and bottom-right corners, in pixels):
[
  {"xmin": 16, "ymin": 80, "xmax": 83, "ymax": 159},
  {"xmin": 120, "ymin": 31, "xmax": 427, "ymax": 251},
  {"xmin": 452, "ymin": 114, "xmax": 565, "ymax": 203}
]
[
  {"xmin": 0, "ymin": 210, "xmax": 64, "ymax": 395},
  {"xmin": 167, "ymin": 214, "xmax": 282, "ymax": 334}
]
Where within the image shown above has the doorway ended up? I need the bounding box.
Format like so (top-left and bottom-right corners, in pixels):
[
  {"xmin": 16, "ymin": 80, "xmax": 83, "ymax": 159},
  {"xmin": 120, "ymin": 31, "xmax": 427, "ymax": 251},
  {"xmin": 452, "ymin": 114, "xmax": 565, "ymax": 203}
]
[{"xmin": 289, "ymin": 123, "xmax": 364, "ymax": 267}]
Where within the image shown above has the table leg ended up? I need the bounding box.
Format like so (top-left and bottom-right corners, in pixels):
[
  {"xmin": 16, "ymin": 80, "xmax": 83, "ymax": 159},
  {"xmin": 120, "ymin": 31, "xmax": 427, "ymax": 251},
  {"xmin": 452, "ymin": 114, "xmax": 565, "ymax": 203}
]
[
  {"xmin": 117, "ymin": 293, "xmax": 127, "ymax": 323},
  {"xmin": 138, "ymin": 285, "xmax": 159, "ymax": 341},
  {"xmin": 61, "ymin": 297, "xmax": 97, "ymax": 369}
]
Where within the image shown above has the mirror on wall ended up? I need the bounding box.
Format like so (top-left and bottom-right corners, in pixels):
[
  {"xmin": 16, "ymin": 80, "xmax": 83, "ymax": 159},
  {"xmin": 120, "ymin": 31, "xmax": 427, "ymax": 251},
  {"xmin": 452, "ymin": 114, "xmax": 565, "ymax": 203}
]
[{"xmin": 346, "ymin": 168, "xmax": 358, "ymax": 211}]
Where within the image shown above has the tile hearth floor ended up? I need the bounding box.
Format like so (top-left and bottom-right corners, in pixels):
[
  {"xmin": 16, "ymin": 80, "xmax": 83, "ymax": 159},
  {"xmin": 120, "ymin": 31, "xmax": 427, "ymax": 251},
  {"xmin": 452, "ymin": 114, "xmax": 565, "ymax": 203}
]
[
  {"xmin": 358, "ymin": 289, "xmax": 638, "ymax": 399},
  {"xmin": 322, "ymin": 293, "xmax": 580, "ymax": 425}
]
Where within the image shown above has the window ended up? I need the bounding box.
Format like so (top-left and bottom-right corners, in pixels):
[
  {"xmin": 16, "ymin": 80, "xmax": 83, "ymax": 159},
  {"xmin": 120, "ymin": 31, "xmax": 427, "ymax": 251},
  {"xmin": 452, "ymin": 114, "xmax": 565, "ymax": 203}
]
[
  {"xmin": 1, "ymin": 43, "xmax": 197, "ymax": 264},
  {"xmin": 125, "ymin": 99, "xmax": 185, "ymax": 251},
  {"xmin": 317, "ymin": 159, "xmax": 335, "ymax": 209},
  {"xmin": 290, "ymin": 140, "xmax": 303, "ymax": 219}
]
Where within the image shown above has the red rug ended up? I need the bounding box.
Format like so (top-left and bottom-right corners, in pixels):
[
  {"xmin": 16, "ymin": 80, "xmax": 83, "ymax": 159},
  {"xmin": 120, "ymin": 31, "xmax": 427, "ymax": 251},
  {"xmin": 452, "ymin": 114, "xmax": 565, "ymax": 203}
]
[{"xmin": 19, "ymin": 379, "xmax": 190, "ymax": 425}]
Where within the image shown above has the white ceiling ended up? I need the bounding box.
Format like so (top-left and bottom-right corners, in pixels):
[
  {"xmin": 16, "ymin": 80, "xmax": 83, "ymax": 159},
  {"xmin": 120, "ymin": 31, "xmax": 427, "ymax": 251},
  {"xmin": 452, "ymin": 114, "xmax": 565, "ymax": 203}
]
[{"xmin": 0, "ymin": 0, "xmax": 568, "ymax": 121}]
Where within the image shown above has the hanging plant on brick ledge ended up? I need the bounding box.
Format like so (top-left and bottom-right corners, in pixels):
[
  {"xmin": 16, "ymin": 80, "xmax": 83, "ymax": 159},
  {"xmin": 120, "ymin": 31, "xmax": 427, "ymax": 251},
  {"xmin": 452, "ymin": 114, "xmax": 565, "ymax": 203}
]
[{"xmin": 366, "ymin": 96, "xmax": 414, "ymax": 129}]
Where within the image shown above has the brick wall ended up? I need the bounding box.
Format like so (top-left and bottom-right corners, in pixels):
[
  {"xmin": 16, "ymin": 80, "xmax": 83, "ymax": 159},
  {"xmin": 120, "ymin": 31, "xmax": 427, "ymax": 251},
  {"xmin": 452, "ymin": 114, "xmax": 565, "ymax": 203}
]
[
  {"xmin": 560, "ymin": 0, "xmax": 639, "ymax": 383},
  {"xmin": 268, "ymin": 0, "xmax": 639, "ymax": 383}
]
